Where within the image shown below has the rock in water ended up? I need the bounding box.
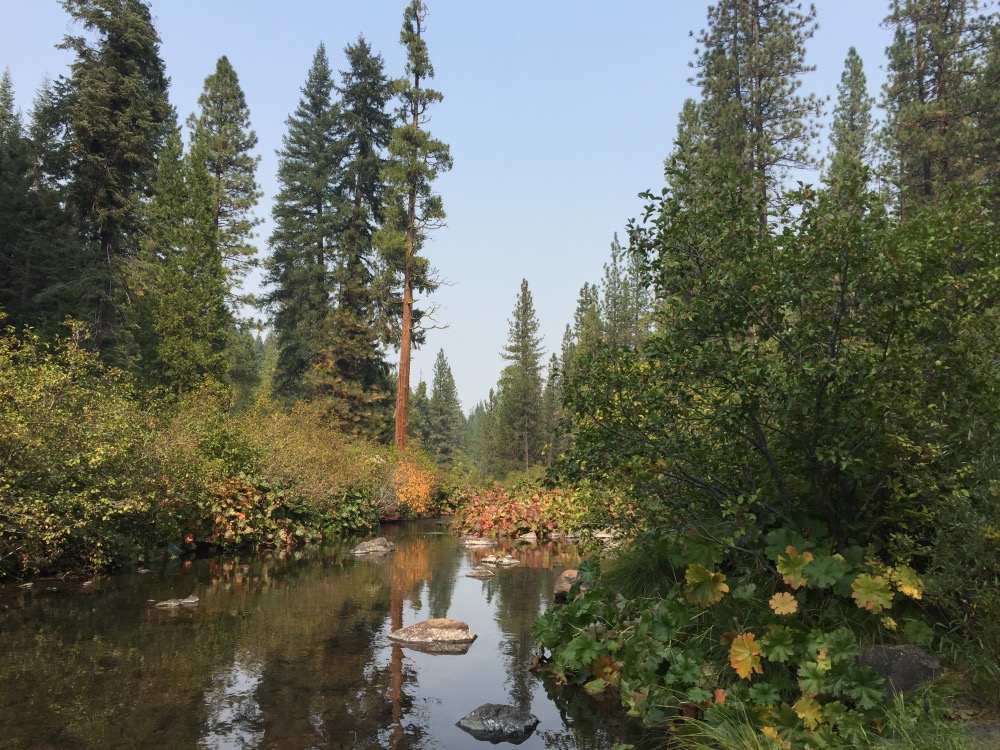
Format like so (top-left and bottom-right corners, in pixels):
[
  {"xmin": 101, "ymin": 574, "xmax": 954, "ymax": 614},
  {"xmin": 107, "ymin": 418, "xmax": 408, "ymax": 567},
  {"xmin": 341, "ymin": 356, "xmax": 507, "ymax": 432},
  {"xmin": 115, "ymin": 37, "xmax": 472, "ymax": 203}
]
[
  {"xmin": 456, "ymin": 704, "xmax": 540, "ymax": 744},
  {"xmin": 466, "ymin": 567, "xmax": 495, "ymax": 580},
  {"xmin": 553, "ymin": 569, "xmax": 579, "ymax": 602},
  {"xmin": 388, "ymin": 618, "xmax": 477, "ymax": 654},
  {"xmin": 351, "ymin": 537, "xmax": 395, "ymax": 555}
]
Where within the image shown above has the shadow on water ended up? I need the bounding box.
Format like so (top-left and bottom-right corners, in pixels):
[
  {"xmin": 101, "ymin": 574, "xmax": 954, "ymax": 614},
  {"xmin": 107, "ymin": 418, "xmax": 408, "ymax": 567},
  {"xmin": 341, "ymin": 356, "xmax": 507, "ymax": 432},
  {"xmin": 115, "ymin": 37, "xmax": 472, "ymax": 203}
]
[{"xmin": 0, "ymin": 519, "xmax": 660, "ymax": 750}]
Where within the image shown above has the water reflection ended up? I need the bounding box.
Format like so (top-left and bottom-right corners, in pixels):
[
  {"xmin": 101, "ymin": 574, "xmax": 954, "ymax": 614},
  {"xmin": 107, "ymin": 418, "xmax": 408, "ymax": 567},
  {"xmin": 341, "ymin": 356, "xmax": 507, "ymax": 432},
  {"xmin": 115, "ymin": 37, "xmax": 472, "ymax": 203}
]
[{"xmin": 0, "ymin": 520, "xmax": 653, "ymax": 750}]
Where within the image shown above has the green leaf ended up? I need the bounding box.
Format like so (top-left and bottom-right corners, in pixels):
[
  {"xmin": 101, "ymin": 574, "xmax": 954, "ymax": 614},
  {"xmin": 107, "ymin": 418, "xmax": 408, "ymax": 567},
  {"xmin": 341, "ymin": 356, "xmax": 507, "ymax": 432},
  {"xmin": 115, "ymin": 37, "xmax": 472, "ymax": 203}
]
[
  {"xmin": 804, "ymin": 553, "xmax": 852, "ymax": 589},
  {"xmin": 846, "ymin": 668, "xmax": 886, "ymax": 710},
  {"xmin": 776, "ymin": 546, "xmax": 814, "ymax": 589},
  {"xmin": 584, "ymin": 677, "xmax": 607, "ymax": 696},
  {"xmin": 851, "ymin": 573, "xmax": 893, "ymax": 614},
  {"xmin": 904, "ymin": 618, "xmax": 934, "ymax": 647},
  {"xmin": 760, "ymin": 626, "xmax": 796, "ymax": 663},
  {"xmin": 798, "ymin": 661, "xmax": 828, "ymax": 694},
  {"xmin": 749, "ymin": 681, "xmax": 781, "ymax": 706}
]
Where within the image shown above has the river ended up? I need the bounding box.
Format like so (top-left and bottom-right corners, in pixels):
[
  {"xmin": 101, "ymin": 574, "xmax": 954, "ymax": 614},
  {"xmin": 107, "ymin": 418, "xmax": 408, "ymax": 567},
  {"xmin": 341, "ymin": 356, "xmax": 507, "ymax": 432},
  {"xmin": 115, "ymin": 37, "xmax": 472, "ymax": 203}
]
[{"xmin": 0, "ymin": 519, "xmax": 655, "ymax": 749}]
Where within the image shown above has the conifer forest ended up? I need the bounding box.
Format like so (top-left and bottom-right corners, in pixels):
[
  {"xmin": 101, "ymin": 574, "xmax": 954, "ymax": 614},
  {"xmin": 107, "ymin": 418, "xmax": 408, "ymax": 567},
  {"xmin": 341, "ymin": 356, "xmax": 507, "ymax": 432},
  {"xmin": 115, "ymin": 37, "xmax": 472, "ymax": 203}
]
[{"xmin": 2, "ymin": 1, "xmax": 1000, "ymax": 747}]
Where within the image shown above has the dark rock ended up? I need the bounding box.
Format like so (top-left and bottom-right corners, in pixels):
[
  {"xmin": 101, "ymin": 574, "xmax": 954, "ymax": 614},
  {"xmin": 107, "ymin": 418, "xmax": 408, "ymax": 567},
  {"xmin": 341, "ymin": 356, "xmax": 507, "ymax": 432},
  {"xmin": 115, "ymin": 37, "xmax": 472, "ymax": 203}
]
[
  {"xmin": 858, "ymin": 645, "xmax": 941, "ymax": 694},
  {"xmin": 456, "ymin": 703, "xmax": 539, "ymax": 744},
  {"xmin": 389, "ymin": 618, "xmax": 477, "ymax": 655},
  {"xmin": 351, "ymin": 537, "xmax": 395, "ymax": 555}
]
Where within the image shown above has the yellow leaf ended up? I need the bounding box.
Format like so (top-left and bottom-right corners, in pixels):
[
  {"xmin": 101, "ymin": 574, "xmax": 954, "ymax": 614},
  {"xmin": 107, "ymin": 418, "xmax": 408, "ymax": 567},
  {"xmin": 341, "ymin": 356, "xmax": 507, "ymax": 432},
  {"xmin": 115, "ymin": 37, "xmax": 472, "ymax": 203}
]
[
  {"xmin": 889, "ymin": 564, "xmax": 923, "ymax": 600},
  {"xmin": 776, "ymin": 546, "xmax": 813, "ymax": 589},
  {"xmin": 769, "ymin": 591, "xmax": 798, "ymax": 615},
  {"xmin": 730, "ymin": 632, "xmax": 763, "ymax": 680},
  {"xmin": 684, "ymin": 563, "xmax": 730, "ymax": 607},
  {"xmin": 794, "ymin": 693, "xmax": 824, "ymax": 730},
  {"xmin": 851, "ymin": 573, "xmax": 894, "ymax": 614},
  {"xmin": 761, "ymin": 726, "xmax": 791, "ymax": 750}
]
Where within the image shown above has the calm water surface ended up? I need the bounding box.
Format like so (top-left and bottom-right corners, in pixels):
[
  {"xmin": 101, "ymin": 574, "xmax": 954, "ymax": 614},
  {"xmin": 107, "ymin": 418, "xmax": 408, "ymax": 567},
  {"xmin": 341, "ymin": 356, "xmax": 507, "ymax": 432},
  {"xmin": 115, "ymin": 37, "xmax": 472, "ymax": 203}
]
[{"xmin": 1, "ymin": 520, "xmax": 655, "ymax": 749}]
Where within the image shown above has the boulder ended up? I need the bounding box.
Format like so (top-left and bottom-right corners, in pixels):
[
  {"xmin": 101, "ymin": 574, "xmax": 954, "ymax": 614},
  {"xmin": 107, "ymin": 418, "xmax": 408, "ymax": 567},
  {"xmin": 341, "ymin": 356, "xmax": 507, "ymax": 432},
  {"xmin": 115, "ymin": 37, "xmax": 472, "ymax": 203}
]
[
  {"xmin": 553, "ymin": 569, "xmax": 579, "ymax": 602},
  {"xmin": 389, "ymin": 618, "xmax": 477, "ymax": 654},
  {"xmin": 466, "ymin": 567, "xmax": 495, "ymax": 580},
  {"xmin": 481, "ymin": 553, "xmax": 519, "ymax": 567},
  {"xmin": 351, "ymin": 537, "xmax": 395, "ymax": 555},
  {"xmin": 858, "ymin": 645, "xmax": 941, "ymax": 694},
  {"xmin": 518, "ymin": 531, "xmax": 538, "ymax": 542},
  {"xmin": 456, "ymin": 703, "xmax": 540, "ymax": 744}
]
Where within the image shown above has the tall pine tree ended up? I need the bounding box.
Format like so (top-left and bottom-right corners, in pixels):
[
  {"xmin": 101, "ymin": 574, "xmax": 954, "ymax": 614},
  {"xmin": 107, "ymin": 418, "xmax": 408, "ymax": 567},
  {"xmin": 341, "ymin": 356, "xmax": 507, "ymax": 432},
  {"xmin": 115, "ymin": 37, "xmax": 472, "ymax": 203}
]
[
  {"xmin": 427, "ymin": 349, "xmax": 464, "ymax": 465},
  {"xmin": 57, "ymin": 0, "xmax": 172, "ymax": 356},
  {"xmin": 263, "ymin": 44, "xmax": 340, "ymax": 403},
  {"xmin": 379, "ymin": 1, "xmax": 452, "ymax": 449},
  {"xmin": 187, "ymin": 55, "xmax": 261, "ymax": 299}
]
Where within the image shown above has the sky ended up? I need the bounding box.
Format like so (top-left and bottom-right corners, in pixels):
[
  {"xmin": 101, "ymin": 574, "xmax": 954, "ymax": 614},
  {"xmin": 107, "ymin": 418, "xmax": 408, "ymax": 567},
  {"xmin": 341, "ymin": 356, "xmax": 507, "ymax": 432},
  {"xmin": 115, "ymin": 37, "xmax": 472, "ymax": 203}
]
[{"xmin": 0, "ymin": 1, "xmax": 895, "ymax": 411}]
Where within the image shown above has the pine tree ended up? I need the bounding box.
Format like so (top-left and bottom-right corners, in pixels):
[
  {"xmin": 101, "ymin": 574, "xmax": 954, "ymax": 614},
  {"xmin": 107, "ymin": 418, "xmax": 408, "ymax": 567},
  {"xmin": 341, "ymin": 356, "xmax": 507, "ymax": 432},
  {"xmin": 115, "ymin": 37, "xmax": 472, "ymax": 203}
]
[
  {"xmin": 883, "ymin": 0, "xmax": 987, "ymax": 213},
  {"xmin": 188, "ymin": 55, "xmax": 261, "ymax": 298},
  {"xmin": 263, "ymin": 44, "xmax": 340, "ymax": 403},
  {"xmin": 132, "ymin": 131, "xmax": 230, "ymax": 396},
  {"xmin": 494, "ymin": 279, "xmax": 545, "ymax": 472},
  {"xmin": 600, "ymin": 234, "xmax": 651, "ymax": 350},
  {"xmin": 826, "ymin": 47, "xmax": 875, "ymax": 186},
  {"xmin": 0, "ymin": 70, "xmax": 32, "ymax": 329},
  {"xmin": 409, "ymin": 379, "xmax": 431, "ymax": 446},
  {"xmin": 694, "ymin": 0, "xmax": 821, "ymax": 220},
  {"xmin": 310, "ymin": 37, "xmax": 396, "ymax": 437},
  {"xmin": 427, "ymin": 349, "xmax": 464, "ymax": 465},
  {"xmin": 379, "ymin": 0, "xmax": 452, "ymax": 449},
  {"xmin": 57, "ymin": 0, "xmax": 173, "ymax": 355}
]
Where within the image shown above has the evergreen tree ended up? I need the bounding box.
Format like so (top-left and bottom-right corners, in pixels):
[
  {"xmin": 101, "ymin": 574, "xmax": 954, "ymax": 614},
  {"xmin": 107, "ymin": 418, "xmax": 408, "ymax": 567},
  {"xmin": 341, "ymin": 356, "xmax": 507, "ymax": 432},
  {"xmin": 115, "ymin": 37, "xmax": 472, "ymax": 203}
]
[
  {"xmin": 409, "ymin": 379, "xmax": 431, "ymax": 446},
  {"xmin": 188, "ymin": 55, "xmax": 261, "ymax": 297},
  {"xmin": 600, "ymin": 234, "xmax": 651, "ymax": 350},
  {"xmin": 826, "ymin": 47, "xmax": 875, "ymax": 186},
  {"xmin": 57, "ymin": 0, "xmax": 173, "ymax": 355},
  {"xmin": 494, "ymin": 280, "xmax": 545, "ymax": 472},
  {"xmin": 539, "ymin": 354, "xmax": 562, "ymax": 467},
  {"xmin": 694, "ymin": 0, "xmax": 821, "ymax": 220},
  {"xmin": 263, "ymin": 44, "xmax": 340, "ymax": 403},
  {"xmin": 0, "ymin": 70, "xmax": 32, "ymax": 329},
  {"xmin": 379, "ymin": 0, "xmax": 452, "ymax": 449},
  {"xmin": 310, "ymin": 37, "xmax": 396, "ymax": 437},
  {"xmin": 427, "ymin": 349, "xmax": 464, "ymax": 465},
  {"xmin": 132, "ymin": 131, "xmax": 230, "ymax": 397}
]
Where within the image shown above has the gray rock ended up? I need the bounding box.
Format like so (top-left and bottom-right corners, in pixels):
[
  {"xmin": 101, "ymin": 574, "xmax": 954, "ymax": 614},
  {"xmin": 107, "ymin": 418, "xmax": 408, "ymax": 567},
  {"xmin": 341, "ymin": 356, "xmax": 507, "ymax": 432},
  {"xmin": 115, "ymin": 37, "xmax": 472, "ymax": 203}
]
[
  {"xmin": 967, "ymin": 721, "xmax": 1000, "ymax": 748},
  {"xmin": 461, "ymin": 536, "xmax": 496, "ymax": 548},
  {"xmin": 481, "ymin": 553, "xmax": 519, "ymax": 567},
  {"xmin": 858, "ymin": 645, "xmax": 941, "ymax": 694},
  {"xmin": 518, "ymin": 531, "xmax": 538, "ymax": 542},
  {"xmin": 456, "ymin": 703, "xmax": 540, "ymax": 744},
  {"xmin": 466, "ymin": 567, "xmax": 495, "ymax": 580},
  {"xmin": 389, "ymin": 618, "xmax": 477, "ymax": 655},
  {"xmin": 351, "ymin": 537, "xmax": 395, "ymax": 555}
]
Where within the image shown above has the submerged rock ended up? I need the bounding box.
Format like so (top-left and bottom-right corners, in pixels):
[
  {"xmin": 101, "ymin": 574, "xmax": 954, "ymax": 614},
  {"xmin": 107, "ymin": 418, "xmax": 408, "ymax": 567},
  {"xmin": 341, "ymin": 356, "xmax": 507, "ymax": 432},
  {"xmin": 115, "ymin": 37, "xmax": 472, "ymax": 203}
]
[
  {"xmin": 389, "ymin": 618, "xmax": 477, "ymax": 654},
  {"xmin": 154, "ymin": 595, "xmax": 199, "ymax": 609},
  {"xmin": 481, "ymin": 553, "xmax": 519, "ymax": 567},
  {"xmin": 456, "ymin": 703, "xmax": 540, "ymax": 744},
  {"xmin": 461, "ymin": 536, "xmax": 496, "ymax": 548},
  {"xmin": 351, "ymin": 537, "xmax": 395, "ymax": 555},
  {"xmin": 466, "ymin": 567, "xmax": 495, "ymax": 580}
]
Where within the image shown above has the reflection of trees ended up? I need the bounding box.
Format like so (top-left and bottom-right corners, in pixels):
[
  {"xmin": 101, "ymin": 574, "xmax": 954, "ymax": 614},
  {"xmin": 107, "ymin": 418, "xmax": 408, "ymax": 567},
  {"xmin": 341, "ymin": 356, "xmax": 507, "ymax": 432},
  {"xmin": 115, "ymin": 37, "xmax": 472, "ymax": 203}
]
[{"xmin": 0, "ymin": 524, "xmax": 649, "ymax": 750}]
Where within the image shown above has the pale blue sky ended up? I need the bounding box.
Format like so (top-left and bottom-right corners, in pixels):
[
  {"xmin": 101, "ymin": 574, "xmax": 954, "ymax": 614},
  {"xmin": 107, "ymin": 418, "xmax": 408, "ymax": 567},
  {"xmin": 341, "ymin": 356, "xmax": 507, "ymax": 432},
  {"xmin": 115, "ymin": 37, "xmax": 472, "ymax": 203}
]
[{"xmin": 1, "ymin": 1, "xmax": 893, "ymax": 410}]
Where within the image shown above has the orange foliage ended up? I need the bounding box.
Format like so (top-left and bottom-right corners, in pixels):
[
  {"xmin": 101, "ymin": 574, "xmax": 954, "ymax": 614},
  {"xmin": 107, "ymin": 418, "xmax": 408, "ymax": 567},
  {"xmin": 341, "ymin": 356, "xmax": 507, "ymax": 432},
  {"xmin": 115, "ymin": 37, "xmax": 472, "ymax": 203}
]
[{"xmin": 393, "ymin": 460, "xmax": 434, "ymax": 515}]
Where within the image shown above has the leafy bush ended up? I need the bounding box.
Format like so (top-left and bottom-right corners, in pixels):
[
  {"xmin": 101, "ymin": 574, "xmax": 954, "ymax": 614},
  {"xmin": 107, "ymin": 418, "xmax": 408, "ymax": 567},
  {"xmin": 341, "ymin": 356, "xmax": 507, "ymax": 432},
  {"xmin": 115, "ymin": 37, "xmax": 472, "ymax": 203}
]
[
  {"xmin": 455, "ymin": 484, "xmax": 589, "ymax": 538},
  {"xmin": 533, "ymin": 524, "xmax": 939, "ymax": 747},
  {"xmin": 0, "ymin": 323, "xmax": 162, "ymax": 576}
]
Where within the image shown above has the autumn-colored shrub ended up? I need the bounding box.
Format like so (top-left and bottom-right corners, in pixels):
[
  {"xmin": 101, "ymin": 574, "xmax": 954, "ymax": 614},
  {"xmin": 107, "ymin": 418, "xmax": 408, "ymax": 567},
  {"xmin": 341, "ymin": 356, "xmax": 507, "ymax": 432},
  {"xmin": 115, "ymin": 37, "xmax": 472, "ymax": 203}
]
[
  {"xmin": 455, "ymin": 485, "xmax": 589, "ymax": 538},
  {"xmin": 393, "ymin": 458, "xmax": 436, "ymax": 515}
]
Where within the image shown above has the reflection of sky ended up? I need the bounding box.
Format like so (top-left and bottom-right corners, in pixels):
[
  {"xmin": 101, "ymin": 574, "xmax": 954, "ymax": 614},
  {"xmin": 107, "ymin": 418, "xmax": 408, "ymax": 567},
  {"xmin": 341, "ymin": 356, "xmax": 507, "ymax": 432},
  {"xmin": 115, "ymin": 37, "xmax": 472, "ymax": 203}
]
[{"xmin": 199, "ymin": 660, "xmax": 264, "ymax": 750}]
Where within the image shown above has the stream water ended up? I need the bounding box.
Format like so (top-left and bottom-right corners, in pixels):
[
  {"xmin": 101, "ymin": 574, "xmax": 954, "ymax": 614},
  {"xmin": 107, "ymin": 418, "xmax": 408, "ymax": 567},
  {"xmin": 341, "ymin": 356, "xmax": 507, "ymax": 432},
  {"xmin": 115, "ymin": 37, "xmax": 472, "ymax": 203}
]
[{"xmin": 0, "ymin": 519, "xmax": 656, "ymax": 749}]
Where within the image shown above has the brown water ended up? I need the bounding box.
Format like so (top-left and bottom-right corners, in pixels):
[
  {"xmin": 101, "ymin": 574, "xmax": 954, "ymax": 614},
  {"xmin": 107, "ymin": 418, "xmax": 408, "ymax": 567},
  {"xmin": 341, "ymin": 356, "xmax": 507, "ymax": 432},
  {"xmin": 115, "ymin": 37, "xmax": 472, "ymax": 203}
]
[{"xmin": 0, "ymin": 520, "xmax": 653, "ymax": 749}]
